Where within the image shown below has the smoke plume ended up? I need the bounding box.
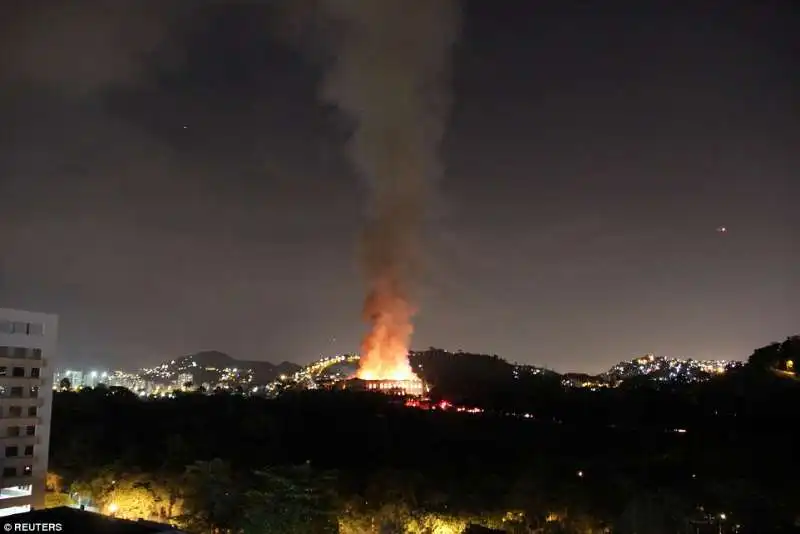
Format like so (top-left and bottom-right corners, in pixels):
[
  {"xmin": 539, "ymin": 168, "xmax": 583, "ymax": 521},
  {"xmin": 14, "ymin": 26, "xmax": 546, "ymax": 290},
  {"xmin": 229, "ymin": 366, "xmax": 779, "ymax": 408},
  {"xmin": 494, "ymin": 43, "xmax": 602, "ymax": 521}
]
[{"xmin": 315, "ymin": 0, "xmax": 460, "ymax": 380}]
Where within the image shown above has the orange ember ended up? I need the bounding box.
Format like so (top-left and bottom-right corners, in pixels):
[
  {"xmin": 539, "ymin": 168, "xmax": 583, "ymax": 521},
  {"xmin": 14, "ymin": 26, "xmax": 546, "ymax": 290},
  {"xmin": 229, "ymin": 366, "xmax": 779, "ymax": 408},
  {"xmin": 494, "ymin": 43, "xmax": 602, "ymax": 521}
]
[{"xmin": 356, "ymin": 279, "xmax": 416, "ymax": 381}]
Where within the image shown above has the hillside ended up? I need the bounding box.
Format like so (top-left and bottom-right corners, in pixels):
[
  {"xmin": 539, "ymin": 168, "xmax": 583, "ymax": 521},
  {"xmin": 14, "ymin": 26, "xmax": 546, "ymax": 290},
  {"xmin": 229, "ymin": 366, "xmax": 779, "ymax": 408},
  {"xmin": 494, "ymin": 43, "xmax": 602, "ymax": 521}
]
[{"xmin": 141, "ymin": 350, "xmax": 301, "ymax": 385}]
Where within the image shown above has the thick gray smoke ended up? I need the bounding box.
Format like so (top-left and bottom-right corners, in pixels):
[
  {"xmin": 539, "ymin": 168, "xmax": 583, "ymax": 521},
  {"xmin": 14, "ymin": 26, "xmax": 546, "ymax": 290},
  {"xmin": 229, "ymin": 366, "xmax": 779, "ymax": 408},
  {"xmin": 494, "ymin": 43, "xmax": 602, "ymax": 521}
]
[{"xmin": 315, "ymin": 0, "xmax": 460, "ymax": 378}]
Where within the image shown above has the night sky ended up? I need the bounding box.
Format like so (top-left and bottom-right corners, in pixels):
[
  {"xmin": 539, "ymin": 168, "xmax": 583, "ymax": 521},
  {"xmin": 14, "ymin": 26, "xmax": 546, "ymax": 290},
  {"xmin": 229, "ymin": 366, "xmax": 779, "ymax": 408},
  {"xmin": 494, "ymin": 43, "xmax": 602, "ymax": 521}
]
[{"xmin": 1, "ymin": 1, "xmax": 797, "ymax": 373}]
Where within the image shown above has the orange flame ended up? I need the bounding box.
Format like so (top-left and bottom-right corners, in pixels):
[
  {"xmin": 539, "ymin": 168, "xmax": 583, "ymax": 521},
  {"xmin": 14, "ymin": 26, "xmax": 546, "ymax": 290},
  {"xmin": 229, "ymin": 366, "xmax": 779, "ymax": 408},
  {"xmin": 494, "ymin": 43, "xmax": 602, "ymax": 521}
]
[{"xmin": 356, "ymin": 277, "xmax": 416, "ymax": 381}]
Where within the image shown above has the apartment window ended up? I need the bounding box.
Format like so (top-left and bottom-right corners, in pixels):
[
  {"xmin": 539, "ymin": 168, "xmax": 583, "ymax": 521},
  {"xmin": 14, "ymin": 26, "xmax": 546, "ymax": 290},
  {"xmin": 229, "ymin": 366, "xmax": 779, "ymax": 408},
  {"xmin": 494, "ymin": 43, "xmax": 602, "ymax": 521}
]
[
  {"xmin": 0, "ymin": 367, "xmax": 6, "ymax": 377},
  {"xmin": 0, "ymin": 321, "xmax": 11, "ymax": 334},
  {"xmin": 27, "ymin": 323, "xmax": 43, "ymax": 336},
  {"xmin": 30, "ymin": 368, "xmax": 40, "ymax": 378},
  {"xmin": 10, "ymin": 387, "xmax": 23, "ymax": 398},
  {"xmin": 12, "ymin": 367, "xmax": 24, "ymax": 378},
  {"xmin": 2, "ymin": 467, "xmax": 15, "ymax": 477},
  {"xmin": 8, "ymin": 406, "xmax": 22, "ymax": 418},
  {"xmin": 25, "ymin": 426, "xmax": 35, "ymax": 436},
  {"xmin": 29, "ymin": 387, "xmax": 39, "ymax": 398},
  {"xmin": 7, "ymin": 427, "xmax": 20, "ymax": 437},
  {"xmin": 27, "ymin": 407, "xmax": 36, "ymax": 417},
  {"xmin": 23, "ymin": 446, "xmax": 33, "ymax": 457},
  {"xmin": 22, "ymin": 466, "xmax": 31, "ymax": 476},
  {"xmin": 10, "ymin": 322, "xmax": 27, "ymax": 335},
  {"xmin": 5, "ymin": 446, "xmax": 18, "ymax": 458}
]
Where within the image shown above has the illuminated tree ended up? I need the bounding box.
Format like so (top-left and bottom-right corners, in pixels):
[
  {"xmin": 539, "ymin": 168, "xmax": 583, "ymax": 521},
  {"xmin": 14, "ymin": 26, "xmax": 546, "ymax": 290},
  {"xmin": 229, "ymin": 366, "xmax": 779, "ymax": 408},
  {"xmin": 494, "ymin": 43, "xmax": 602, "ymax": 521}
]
[
  {"xmin": 69, "ymin": 467, "xmax": 117, "ymax": 507},
  {"xmin": 46, "ymin": 472, "xmax": 64, "ymax": 493},
  {"xmin": 45, "ymin": 493, "xmax": 73, "ymax": 508},
  {"xmin": 104, "ymin": 483, "xmax": 159, "ymax": 519}
]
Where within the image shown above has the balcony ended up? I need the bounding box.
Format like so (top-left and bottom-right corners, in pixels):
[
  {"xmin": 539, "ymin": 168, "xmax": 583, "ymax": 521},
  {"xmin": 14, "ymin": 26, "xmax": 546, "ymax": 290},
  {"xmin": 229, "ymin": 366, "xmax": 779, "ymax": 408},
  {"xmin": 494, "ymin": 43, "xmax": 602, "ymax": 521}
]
[
  {"xmin": 0, "ymin": 417, "xmax": 40, "ymax": 426},
  {"xmin": 0, "ymin": 398, "xmax": 41, "ymax": 408},
  {"xmin": 0, "ymin": 377, "xmax": 43, "ymax": 388},
  {"xmin": 0, "ymin": 436, "xmax": 38, "ymax": 447},
  {"xmin": 0, "ymin": 356, "xmax": 43, "ymax": 368},
  {"xmin": 1, "ymin": 457, "xmax": 38, "ymax": 470},
  {"xmin": 0, "ymin": 476, "xmax": 36, "ymax": 489}
]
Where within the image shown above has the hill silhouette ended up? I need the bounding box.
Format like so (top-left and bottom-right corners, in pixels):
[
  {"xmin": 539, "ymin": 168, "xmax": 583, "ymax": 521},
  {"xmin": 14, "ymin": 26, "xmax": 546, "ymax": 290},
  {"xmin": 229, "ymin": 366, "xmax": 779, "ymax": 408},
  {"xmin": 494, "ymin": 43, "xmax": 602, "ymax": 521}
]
[{"xmin": 146, "ymin": 350, "xmax": 301, "ymax": 385}]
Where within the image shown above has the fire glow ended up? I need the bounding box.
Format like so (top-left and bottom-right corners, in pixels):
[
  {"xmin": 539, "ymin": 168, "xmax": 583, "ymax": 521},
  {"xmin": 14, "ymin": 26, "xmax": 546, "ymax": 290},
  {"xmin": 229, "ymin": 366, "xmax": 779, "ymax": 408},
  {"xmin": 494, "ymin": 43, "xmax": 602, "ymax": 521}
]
[
  {"xmin": 312, "ymin": 0, "xmax": 460, "ymax": 383},
  {"xmin": 356, "ymin": 284, "xmax": 416, "ymax": 381}
]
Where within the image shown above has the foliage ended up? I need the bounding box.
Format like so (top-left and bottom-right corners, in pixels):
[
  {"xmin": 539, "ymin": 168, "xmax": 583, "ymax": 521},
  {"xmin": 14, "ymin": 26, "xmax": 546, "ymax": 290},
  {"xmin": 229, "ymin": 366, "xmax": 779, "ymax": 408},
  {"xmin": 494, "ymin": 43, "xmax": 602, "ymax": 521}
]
[
  {"xmin": 45, "ymin": 493, "xmax": 73, "ymax": 508},
  {"xmin": 47, "ymin": 337, "xmax": 800, "ymax": 532},
  {"xmin": 177, "ymin": 459, "xmax": 241, "ymax": 534},
  {"xmin": 68, "ymin": 467, "xmax": 173, "ymax": 520},
  {"xmin": 239, "ymin": 465, "xmax": 339, "ymax": 534},
  {"xmin": 105, "ymin": 483, "xmax": 162, "ymax": 520},
  {"xmin": 46, "ymin": 472, "xmax": 64, "ymax": 493}
]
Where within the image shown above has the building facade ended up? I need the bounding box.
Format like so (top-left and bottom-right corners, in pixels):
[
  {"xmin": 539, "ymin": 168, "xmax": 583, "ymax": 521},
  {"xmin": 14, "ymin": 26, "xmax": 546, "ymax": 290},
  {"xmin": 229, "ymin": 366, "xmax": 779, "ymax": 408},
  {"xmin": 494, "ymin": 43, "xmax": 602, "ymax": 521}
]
[{"xmin": 0, "ymin": 308, "xmax": 58, "ymax": 516}]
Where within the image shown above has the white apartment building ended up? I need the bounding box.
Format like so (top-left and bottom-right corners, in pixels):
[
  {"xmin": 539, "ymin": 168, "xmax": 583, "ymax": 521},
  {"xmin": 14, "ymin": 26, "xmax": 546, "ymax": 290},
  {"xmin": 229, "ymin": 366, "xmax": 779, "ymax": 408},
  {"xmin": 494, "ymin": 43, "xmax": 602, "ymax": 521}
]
[{"xmin": 0, "ymin": 308, "xmax": 58, "ymax": 516}]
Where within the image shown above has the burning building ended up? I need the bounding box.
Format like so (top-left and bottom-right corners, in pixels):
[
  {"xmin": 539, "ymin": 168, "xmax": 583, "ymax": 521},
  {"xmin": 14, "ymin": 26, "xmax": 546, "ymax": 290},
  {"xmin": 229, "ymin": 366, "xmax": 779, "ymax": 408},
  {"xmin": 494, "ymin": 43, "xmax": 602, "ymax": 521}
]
[{"xmin": 342, "ymin": 377, "xmax": 427, "ymax": 397}]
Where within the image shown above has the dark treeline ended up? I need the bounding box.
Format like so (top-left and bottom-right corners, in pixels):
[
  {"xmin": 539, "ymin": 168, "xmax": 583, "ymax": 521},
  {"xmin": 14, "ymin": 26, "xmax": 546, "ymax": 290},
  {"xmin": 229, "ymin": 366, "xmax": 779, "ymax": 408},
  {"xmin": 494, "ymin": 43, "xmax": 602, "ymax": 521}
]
[{"xmin": 49, "ymin": 337, "xmax": 800, "ymax": 533}]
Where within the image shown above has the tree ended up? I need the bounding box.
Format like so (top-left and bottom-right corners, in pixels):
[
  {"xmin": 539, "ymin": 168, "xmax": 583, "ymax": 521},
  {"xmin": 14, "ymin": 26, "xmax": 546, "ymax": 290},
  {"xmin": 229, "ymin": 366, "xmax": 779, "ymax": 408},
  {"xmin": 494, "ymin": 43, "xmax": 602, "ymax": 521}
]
[
  {"xmin": 239, "ymin": 465, "xmax": 339, "ymax": 534},
  {"xmin": 59, "ymin": 377, "xmax": 71, "ymax": 391},
  {"xmin": 104, "ymin": 482, "xmax": 160, "ymax": 520},
  {"xmin": 45, "ymin": 492, "xmax": 73, "ymax": 508},
  {"xmin": 46, "ymin": 472, "xmax": 64, "ymax": 493},
  {"xmin": 69, "ymin": 466, "xmax": 118, "ymax": 507},
  {"xmin": 178, "ymin": 459, "xmax": 241, "ymax": 534}
]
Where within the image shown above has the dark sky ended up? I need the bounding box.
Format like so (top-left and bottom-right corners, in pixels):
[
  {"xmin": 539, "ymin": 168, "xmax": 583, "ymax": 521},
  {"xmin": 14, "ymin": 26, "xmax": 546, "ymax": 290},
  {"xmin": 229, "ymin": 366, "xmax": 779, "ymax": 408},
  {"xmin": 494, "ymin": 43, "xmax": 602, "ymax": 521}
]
[{"xmin": 1, "ymin": 1, "xmax": 797, "ymax": 373}]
